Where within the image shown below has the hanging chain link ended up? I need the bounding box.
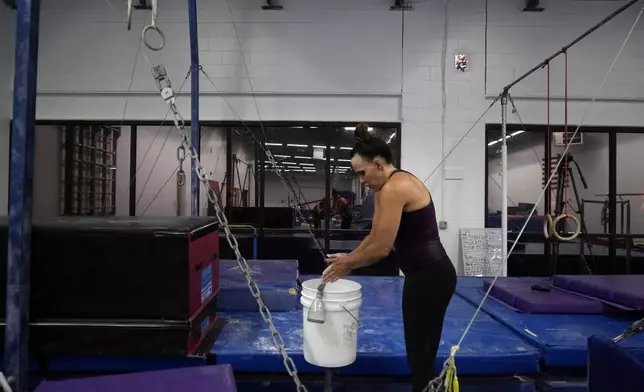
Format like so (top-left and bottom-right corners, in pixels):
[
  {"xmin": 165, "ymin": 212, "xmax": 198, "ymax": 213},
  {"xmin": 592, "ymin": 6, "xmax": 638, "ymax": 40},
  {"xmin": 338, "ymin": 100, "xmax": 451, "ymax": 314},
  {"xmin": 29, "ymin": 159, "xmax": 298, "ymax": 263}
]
[
  {"xmin": 151, "ymin": 64, "xmax": 308, "ymax": 392},
  {"xmin": 176, "ymin": 145, "xmax": 186, "ymax": 186}
]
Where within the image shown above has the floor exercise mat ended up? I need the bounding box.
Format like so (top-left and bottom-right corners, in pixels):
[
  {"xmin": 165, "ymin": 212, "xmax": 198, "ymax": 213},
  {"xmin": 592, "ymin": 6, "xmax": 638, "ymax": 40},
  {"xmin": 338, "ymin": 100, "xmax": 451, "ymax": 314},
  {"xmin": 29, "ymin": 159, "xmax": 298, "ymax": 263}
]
[
  {"xmin": 212, "ymin": 275, "xmax": 540, "ymax": 376},
  {"xmin": 588, "ymin": 336, "xmax": 644, "ymax": 392},
  {"xmin": 456, "ymin": 278, "xmax": 644, "ymax": 367},
  {"xmin": 34, "ymin": 364, "xmax": 237, "ymax": 392},
  {"xmin": 218, "ymin": 259, "xmax": 299, "ymax": 312},
  {"xmin": 483, "ymin": 278, "xmax": 604, "ymax": 314},
  {"xmin": 234, "ymin": 375, "xmax": 536, "ymax": 392},
  {"xmin": 552, "ymin": 275, "xmax": 644, "ymax": 310}
]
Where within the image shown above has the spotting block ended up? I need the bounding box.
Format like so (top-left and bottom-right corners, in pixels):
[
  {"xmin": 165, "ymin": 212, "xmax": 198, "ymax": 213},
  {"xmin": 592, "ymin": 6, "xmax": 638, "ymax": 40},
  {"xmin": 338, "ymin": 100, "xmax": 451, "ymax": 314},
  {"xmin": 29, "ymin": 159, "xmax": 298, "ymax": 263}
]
[
  {"xmin": 483, "ymin": 278, "xmax": 604, "ymax": 314},
  {"xmin": 34, "ymin": 364, "xmax": 237, "ymax": 392},
  {"xmin": 553, "ymin": 275, "xmax": 644, "ymax": 310},
  {"xmin": 218, "ymin": 259, "xmax": 300, "ymax": 312},
  {"xmin": 588, "ymin": 336, "xmax": 644, "ymax": 392}
]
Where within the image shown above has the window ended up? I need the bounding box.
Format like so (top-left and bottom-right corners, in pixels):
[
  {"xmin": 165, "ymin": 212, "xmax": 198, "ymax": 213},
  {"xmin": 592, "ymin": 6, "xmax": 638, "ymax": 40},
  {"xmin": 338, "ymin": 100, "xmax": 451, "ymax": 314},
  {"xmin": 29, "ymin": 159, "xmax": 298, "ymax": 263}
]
[{"xmin": 60, "ymin": 125, "xmax": 119, "ymax": 216}]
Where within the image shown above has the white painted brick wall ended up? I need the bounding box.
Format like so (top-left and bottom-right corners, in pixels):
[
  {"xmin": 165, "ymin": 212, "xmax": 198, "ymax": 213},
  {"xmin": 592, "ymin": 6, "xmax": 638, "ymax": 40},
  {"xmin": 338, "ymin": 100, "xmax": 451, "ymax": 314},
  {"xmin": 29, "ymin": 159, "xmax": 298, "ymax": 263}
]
[{"xmin": 3, "ymin": 0, "xmax": 644, "ymax": 269}]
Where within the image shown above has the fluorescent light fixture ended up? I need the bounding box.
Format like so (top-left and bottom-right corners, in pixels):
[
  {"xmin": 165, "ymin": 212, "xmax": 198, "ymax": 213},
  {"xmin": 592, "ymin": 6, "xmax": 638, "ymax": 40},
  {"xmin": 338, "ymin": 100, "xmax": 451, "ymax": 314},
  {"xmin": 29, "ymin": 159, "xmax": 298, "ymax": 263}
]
[
  {"xmin": 274, "ymin": 154, "xmax": 290, "ymax": 158},
  {"xmin": 300, "ymin": 163, "xmax": 314, "ymax": 166},
  {"xmin": 292, "ymin": 126, "xmax": 304, "ymax": 129},
  {"xmin": 339, "ymin": 147, "xmax": 352, "ymax": 151},
  {"xmin": 487, "ymin": 130, "xmax": 526, "ymax": 146},
  {"xmin": 282, "ymin": 162, "xmax": 297, "ymax": 165},
  {"xmin": 338, "ymin": 166, "xmax": 352, "ymax": 169},
  {"xmin": 304, "ymin": 169, "xmax": 316, "ymax": 172},
  {"xmin": 386, "ymin": 133, "xmax": 396, "ymax": 144},
  {"xmin": 266, "ymin": 142, "xmax": 282, "ymax": 147},
  {"xmin": 294, "ymin": 156, "xmax": 312, "ymax": 159},
  {"xmin": 312, "ymin": 145, "xmax": 335, "ymax": 149},
  {"xmin": 287, "ymin": 144, "xmax": 308, "ymax": 148},
  {"xmin": 344, "ymin": 127, "xmax": 373, "ymax": 131},
  {"xmin": 337, "ymin": 159, "xmax": 351, "ymax": 162}
]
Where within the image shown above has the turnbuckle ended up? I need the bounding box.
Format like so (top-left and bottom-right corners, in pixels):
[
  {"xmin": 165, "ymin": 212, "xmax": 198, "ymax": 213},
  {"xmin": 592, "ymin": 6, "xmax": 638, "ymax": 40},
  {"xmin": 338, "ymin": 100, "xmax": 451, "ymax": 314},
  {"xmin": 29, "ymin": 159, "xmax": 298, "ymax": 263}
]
[
  {"xmin": 152, "ymin": 65, "xmax": 175, "ymax": 102},
  {"xmin": 613, "ymin": 317, "xmax": 644, "ymax": 343}
]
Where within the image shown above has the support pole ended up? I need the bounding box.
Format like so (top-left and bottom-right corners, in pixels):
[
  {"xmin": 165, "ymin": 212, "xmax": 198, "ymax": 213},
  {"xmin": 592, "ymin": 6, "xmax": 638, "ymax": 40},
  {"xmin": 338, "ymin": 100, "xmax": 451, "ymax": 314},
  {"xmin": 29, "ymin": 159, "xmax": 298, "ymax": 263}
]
[
  {"xmin": 324, "ymin": 368, "xmax": 333, "ymax": 392},
  {"xmin": 188, "ymin": 0, "xmax": 200, "ymax": 216},
  {"xmin": 5, "ymin": 1, "xmax": 41, "ymax": 391},
  {"xmin": 500, "ymin": 92, "xmax": 508, "ymax": 277}
]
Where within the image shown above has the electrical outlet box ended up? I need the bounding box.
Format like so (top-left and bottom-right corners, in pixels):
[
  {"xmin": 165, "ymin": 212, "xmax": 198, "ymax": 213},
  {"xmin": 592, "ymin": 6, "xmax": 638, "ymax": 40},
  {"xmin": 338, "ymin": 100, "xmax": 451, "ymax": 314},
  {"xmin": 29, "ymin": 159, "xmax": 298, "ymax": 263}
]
[{"xmin": 439, "ymin": 221, "xmax": 448, "ymax": 230}]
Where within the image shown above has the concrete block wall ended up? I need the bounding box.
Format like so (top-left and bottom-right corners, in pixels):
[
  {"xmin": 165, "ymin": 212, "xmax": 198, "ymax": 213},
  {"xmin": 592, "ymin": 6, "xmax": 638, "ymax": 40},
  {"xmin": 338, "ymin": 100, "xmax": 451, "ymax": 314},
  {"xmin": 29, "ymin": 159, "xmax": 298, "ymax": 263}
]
[{"xmin": 2, "ymin": 0, "xmax": 644, "ymax": 268}]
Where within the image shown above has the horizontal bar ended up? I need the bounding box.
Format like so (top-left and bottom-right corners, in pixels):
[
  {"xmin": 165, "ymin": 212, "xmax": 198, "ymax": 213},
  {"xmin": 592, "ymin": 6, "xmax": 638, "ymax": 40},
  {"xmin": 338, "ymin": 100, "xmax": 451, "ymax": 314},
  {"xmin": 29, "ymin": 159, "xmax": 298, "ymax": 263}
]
[
  {"xmin": 596, "ymin": 193, "xmax": 644, "ymax": 197},
  {"xmin": 485, "ymin": 93, "xmax": 644, "ymax": 103},
  {"xmin": 36, "ymin": 90, "xmax": 403, "ymax": 98}
]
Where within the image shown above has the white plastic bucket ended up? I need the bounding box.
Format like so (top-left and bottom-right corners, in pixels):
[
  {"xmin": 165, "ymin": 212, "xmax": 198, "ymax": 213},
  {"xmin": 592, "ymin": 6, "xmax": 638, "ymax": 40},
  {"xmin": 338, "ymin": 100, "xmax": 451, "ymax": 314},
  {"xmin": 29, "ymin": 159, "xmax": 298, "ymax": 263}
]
[{"xmin": 300, "ymin": 278, "xmax": 362, "ymax": 368}]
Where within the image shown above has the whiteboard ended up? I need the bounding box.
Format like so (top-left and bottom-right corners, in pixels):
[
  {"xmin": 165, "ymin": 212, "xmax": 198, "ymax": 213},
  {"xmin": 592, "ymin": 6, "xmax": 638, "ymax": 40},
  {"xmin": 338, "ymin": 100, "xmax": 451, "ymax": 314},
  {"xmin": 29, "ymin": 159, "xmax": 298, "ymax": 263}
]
[{"xmin": 459, "ymin": 228, "xmax": 505, "ymax": 277}]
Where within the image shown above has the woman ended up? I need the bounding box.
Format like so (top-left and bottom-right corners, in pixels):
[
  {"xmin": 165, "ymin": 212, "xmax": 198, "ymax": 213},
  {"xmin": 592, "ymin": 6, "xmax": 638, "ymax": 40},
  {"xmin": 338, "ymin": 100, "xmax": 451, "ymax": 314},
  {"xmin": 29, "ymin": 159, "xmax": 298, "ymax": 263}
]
[{"xmin": 322, "ymin": 123, "xmax": 457, "ymax": 392}]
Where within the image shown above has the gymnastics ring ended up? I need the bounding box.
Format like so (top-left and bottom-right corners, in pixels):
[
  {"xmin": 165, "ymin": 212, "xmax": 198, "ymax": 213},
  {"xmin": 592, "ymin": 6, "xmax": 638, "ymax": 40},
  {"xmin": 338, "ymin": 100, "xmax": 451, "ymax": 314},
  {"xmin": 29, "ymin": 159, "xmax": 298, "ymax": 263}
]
[
  {"xmin": 543, "ymin": 213, "xmax": 581, "ymax": 241},
  {"xmin": 143, "ymin": 25, "xmax": 166, "ymax": 51},
  {"xmin": 543, "ymin": 215, "xmax": 553, "ymax": 239}
]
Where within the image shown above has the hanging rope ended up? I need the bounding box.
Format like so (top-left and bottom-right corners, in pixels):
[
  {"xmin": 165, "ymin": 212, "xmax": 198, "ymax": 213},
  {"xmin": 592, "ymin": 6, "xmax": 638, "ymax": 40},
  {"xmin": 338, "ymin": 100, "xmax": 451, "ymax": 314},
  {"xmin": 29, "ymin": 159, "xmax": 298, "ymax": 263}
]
[
  {"xmin": 425, "ymin": 8, "xmax": 643, "ymax": 392},
  {"xmin": 543, "ymin": 50, "xmax": 581, "ymax": 242}
]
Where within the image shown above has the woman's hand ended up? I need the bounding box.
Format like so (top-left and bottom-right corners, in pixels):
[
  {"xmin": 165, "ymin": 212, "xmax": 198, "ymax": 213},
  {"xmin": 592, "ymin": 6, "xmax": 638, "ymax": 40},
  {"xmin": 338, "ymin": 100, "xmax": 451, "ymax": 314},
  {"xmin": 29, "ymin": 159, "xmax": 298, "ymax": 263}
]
[{"xmin": 322, "ymin": 253, "xmax": 353, "ymax": 283}]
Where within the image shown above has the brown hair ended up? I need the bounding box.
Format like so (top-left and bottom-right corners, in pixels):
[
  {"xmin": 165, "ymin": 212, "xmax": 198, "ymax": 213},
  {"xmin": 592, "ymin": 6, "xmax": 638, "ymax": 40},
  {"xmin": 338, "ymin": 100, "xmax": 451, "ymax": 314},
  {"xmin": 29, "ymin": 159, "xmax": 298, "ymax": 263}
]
[{"xmin": 351, "ymin": 123, "xmax": 392, "ymax": 163}]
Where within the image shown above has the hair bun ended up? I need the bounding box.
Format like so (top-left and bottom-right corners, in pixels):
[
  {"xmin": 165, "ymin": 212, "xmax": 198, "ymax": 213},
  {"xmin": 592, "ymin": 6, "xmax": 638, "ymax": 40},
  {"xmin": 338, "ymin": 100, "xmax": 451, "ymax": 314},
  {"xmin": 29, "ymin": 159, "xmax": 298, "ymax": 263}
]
[{"xmin": 354, "ymin": 123, "xmax": 372, "ymax": 143}]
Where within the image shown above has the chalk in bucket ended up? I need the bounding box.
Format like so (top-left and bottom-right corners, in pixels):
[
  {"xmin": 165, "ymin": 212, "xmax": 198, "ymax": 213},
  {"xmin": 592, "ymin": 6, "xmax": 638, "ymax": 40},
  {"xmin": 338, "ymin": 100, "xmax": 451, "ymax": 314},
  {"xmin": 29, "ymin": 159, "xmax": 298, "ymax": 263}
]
[{"xmin": 300, "ymin": 278, "xmax": 362, "ymax": 368}]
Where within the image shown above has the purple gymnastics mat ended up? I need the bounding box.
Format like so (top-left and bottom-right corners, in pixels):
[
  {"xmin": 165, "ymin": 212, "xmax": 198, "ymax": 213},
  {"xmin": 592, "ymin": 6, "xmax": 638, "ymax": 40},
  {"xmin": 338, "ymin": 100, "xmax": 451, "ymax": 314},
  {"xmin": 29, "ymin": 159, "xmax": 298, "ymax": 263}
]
[
  {"xmin": 34, "ymin": 364, "xmax": 237, "ymax": 392},
  {"xmin": 483, "ymin": 278, "xmax": 604, "ymax": 314},
  {"xmin": 552, "ymin": 275, "xmax": 644, "ymax": 310}
]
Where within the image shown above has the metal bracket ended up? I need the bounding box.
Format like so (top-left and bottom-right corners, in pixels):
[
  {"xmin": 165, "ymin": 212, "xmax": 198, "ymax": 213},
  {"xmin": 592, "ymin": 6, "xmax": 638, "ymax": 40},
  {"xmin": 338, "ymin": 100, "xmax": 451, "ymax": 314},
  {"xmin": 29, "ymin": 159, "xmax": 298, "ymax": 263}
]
[
  {"xmin": 262, "ymin": 0, "xmax": 283, "ymax": 10},
  {"xmin": 133, "ymin": 0, "xmax": 152, "ymax": 10},
  {"xmin": 523, "ymin": 0, "xmax": 544, "ymax": 12},
  {"xmin": 390, "ymin": 0, "xmax": 412, "ymax": 11}
]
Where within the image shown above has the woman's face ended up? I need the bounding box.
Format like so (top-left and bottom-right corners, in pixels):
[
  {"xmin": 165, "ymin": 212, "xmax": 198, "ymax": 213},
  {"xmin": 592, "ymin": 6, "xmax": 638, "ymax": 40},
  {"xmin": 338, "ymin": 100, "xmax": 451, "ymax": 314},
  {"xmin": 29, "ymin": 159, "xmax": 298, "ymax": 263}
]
[{"xmin": 351, "ymin": 154, "xmax": 386, "ymax": 191}]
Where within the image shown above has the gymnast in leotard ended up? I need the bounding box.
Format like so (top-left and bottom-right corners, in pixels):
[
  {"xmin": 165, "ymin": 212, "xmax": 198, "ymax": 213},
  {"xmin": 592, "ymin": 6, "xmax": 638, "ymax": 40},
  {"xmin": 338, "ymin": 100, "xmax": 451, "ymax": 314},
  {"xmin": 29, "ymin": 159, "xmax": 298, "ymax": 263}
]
[{"xmin": 322, "ymin": 123, "xmax": 457, "ymax": 392}]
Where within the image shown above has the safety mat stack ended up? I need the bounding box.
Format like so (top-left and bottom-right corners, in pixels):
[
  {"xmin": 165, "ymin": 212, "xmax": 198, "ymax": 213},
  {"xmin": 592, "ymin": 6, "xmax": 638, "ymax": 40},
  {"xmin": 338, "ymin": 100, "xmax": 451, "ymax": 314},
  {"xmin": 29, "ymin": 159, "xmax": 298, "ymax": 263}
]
[
  {"xmin": 0, "ymin": 216, "xmax": 222, "ymax": 358},
  {"xmin": 484, "ymin": 275, "xmax": 644, "ymax": 314}
]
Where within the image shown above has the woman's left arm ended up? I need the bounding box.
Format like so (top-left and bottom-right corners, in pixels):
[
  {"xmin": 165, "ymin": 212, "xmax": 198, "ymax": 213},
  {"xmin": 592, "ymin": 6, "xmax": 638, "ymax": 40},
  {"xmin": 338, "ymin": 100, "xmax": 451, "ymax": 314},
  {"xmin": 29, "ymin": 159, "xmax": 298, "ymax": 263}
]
[{"xmin": 345, "ymin": 183, "xmax": 405, "ymax": 270}]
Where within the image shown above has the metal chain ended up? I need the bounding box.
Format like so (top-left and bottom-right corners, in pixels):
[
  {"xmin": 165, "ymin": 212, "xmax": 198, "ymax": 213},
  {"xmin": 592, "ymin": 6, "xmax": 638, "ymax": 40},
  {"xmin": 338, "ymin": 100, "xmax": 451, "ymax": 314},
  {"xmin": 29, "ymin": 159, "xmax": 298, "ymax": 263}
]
[
  {"xmin": 198, "ymin": 67, "xmax": 326, "ymax": 257},
  {"xmin": 150, "ymin": 65, "xmax": 308, "ymax": 392},
  {"xmin": 176, "ymin": 145, "xmax": 186, "ymax": 186}
]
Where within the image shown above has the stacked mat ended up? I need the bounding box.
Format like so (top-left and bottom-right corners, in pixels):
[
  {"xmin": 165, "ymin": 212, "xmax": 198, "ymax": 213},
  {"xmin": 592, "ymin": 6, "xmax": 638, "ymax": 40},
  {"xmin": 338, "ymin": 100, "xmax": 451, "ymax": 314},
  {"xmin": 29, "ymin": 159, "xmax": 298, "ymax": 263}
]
[
  {"xmin": 482, "ymin": 277, "xmax": 605, "ymax": 314},
  {"xmin": 483, "ymin": 275, "xmax": 644, "ymax": 313},
  {"xmin": 552, "ymin": 275, "xmax": 644, "ymax": 310}
]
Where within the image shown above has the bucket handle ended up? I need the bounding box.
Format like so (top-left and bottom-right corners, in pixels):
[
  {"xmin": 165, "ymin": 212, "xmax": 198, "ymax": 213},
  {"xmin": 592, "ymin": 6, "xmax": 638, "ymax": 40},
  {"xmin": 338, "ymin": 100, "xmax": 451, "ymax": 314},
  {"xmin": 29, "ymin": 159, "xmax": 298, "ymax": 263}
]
[{"xmin": 342, "ymin": 305, "xmax": 361, "ymax": 328}]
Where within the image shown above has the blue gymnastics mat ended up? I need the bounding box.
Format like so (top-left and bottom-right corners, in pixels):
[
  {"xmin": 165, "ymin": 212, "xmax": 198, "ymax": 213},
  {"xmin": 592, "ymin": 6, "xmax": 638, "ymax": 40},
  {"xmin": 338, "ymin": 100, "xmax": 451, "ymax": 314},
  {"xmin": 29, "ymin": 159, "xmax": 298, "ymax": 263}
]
[
  {"xmin": 212, "ymin": 275, "xmax": 540, "ymax": 376},
  {"xmin": 218, "ymin": 259, "xmax": 300, "ymax": 312},
  {"xmin": 456, "ymin": 277, "xmax": 644, "ymax": 367}
]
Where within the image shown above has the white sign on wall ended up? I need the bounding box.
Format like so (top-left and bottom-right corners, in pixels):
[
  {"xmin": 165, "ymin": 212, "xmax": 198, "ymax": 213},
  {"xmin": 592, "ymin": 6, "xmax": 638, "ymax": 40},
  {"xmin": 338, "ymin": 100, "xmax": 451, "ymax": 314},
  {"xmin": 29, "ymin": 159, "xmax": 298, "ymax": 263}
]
[{"xmin": 459, "ymin": 228, "xmax": 505, "ymax": 277}]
